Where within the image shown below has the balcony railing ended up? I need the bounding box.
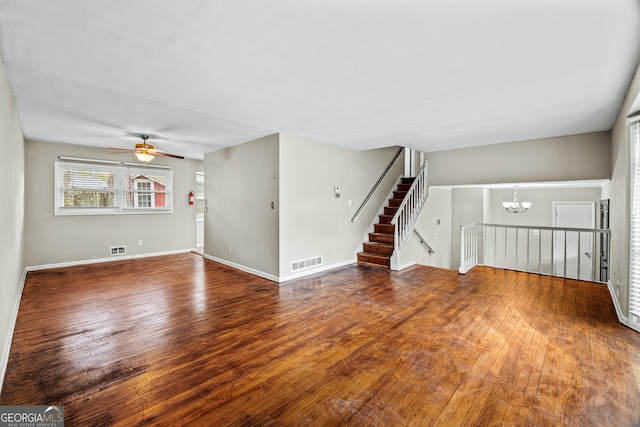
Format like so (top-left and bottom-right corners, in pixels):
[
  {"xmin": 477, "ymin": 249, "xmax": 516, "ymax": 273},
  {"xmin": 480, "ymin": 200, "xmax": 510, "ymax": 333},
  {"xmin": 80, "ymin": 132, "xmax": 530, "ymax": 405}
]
[{"xmin": 460, "ymin": 223, "xmax": 610, "ymax": 283}]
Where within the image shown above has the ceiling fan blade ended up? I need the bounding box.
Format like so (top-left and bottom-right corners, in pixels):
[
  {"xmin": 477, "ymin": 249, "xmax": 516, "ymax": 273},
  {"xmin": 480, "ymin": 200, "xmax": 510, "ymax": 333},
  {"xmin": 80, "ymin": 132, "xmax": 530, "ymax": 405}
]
[
  {"xmin": 107, "ymin": 147, "xmax": 136, "ymax": 151},
  {"xmin": 155, "ymin": 152, "xmax": 185, "ymax": 159}
]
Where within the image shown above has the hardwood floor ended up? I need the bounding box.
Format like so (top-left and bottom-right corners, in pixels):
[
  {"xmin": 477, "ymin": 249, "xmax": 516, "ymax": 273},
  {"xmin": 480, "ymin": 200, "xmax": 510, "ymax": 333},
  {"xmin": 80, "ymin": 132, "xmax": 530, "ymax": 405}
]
[{"xmin": 2, "ymin": 252, "xmax": 640, "ymax": 426}]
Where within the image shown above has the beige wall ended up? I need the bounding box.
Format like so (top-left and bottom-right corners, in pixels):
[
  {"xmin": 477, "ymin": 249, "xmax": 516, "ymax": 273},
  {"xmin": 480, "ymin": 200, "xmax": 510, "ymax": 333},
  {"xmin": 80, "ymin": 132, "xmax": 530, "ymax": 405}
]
[
  {"xmin": 0, "ymin": 60, "xmax": 25, "ymax": 390},
  {"xmin": 24, "ymin": 140, "xmax": 202, "ymax": 266},
  {"xmin": 203, "ymin": 134, "xmax": 280, "ymax": 278},
  {"xmin": 610, "ymin": 62, "xmax": 640, "ymax": 320},
  {"xmin": 425, "ymin": 132, "xmax": 611, "ymax": 187}
]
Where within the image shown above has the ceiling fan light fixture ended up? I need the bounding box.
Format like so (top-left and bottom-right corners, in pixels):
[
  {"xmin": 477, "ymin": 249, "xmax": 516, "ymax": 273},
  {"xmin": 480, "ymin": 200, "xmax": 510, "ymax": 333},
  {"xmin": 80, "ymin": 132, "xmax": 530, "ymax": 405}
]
[
  {"xmin": 134, "ymin": 151, "xmax": 155, "ymax": 162},
  {"xmin": 133, "ymin": 135, "xmax": 155, "ymax": 162}
]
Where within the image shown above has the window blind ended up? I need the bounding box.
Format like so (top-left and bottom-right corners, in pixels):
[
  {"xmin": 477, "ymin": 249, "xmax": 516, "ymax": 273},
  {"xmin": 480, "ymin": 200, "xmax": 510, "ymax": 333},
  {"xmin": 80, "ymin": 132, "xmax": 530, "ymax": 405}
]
[
  {"xmin": 54, "ymin": 160, "xmax": 173, "ymax": 215},
  {"xmin": 629, "ymin": 122, "xmax": 640, "ymax": 323},
  {"xmin": 56, "ymin": 161, "xmax": 119, "ymax": 209}
]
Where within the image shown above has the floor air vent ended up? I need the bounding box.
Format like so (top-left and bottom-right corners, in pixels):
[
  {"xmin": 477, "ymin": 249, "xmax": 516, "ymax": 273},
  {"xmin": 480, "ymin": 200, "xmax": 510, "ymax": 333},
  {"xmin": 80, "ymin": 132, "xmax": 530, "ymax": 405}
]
[
  {"xmin": 291, "ymin": 256, "xmax": 323, "ymax": 272},
  {"xmin": 110, "ymin": 246, "xmax": 126, "ymax": 256}
]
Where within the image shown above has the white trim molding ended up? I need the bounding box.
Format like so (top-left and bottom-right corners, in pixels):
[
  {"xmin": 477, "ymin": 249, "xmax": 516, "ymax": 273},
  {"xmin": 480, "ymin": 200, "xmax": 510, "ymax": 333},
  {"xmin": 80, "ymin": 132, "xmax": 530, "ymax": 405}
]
[
  {"xmin": 25, "ymin": 249, "xmax": 196, "ymax": 272},
  {"xmin": 0, "ymin": 269, "xmax": 27, "ymax": 394},
  {"xmin": 201, "ymin": 254, "xmax": 279, "ymax": 283}
]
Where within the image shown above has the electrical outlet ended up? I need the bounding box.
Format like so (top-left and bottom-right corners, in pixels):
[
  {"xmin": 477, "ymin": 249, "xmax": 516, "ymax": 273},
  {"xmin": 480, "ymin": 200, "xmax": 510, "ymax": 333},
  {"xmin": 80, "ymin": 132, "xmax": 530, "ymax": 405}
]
[
  {"xmin": 229, "ymin": 245, "xmax": 232, "ymax": 253},
  {"xmin": 138, "ymin": 240, "xmax": 143, "ymax": 246}
]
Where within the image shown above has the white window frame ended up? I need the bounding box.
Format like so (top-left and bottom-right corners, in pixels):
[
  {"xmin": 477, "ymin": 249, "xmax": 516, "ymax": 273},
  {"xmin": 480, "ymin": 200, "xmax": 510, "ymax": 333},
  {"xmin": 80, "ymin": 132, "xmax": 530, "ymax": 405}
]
[
  {"xmin": 124, "ymin": 167, "xmax": 171, "ymax": 211},
  {"xmin": 133, "ymin": 179, "xmax": 154, "ymax": 208},
  {"xmin": 54, "ymin": 159, "xmax": 173, "ymax": 216},
  {"xmin": 628, "ymin": 121, "xmax": 640, "ymax": 330}
]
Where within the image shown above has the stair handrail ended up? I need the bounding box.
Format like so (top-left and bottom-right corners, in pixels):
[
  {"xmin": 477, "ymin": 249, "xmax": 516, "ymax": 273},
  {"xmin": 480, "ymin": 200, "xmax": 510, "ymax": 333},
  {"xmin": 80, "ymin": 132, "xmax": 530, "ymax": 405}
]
[
  {"xmin": 391, "ymin": 159, "xmax": 428, "ymax": 254},
  {"xmin": 414, "ymin": 229, "xmax": 435, "ymax": 254},
  {"xmin": 351, "ymin": 147, "xmax": 404, "ymax": 223}
]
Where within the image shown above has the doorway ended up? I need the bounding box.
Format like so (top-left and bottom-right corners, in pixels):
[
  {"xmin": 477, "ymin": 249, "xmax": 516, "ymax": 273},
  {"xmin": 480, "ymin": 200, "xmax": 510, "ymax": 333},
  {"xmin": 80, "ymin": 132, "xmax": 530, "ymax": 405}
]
[
  {"xmin": 552, "ymin": 201, "xmax": 596, "ymax": 280},
  {"xmin": 195, "ymin": 172, "xmax": 205, "ymax": 253}
]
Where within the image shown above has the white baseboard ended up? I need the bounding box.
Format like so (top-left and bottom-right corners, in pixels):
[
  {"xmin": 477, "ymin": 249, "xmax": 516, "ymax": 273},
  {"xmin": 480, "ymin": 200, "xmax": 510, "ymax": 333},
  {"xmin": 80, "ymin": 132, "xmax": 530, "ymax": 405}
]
[
  {"xmin": 201, "ymin": 254, "xmax": 357, "ymax": 283},
  {"xmin": 607, "ymin": 280, "xmax": 629, "ymax": 325},
  {"xmin": 0, "ymin": 269, "xmax": 27, "ymax": 395},
  {"xmin": 393, "ymin": 260, "xmax": 417, "ymax": 271},
  {"xmin": 201, "ymin": 254, "xmax": 280, "ymax": 282},
  {"xmin": 25, "ymin": 248, "xmax": 196, "ymax": 272},
  {"xmin": 278, "ymin": 259, "xmax": 356, "ymax": 283}
]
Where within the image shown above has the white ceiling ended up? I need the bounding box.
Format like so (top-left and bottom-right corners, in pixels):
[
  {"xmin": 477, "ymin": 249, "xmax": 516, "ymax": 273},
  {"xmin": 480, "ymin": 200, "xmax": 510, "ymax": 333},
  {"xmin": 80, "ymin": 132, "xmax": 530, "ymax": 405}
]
[{"xmin": 1, "ymin": 0, "xmax": 639, "ymax": 160}]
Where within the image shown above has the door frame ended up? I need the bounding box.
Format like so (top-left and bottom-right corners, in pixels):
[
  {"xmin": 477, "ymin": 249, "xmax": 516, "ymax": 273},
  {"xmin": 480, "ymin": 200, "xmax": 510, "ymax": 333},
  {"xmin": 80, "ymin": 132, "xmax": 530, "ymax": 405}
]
[{"xmin": 600, "ymin": 199, "xmax": 610, "ymax": 282}]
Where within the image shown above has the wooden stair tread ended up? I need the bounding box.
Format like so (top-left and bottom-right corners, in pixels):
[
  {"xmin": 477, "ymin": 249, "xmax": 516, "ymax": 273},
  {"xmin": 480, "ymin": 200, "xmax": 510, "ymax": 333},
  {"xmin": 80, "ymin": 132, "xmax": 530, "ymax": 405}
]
[
  {"xmin": 364, "ymin": 242, "xmax": 393, "ymax": 248},
  {"xmin": 357, "ymin": 176, "xmax": 417, "ymax": 269},
  {"xmin": 363, "ymin": 242, "xmax": 394, "ymax": 256},
  {"xmin": 379, "ymin": 214, "xmax": 393, "ymax": 223},
  {"xmin": 368, "ymin": 233, "xmax": 394, "ymax": 245},
  {"xmin": 357, "ymin": 252, "xmax": 391, "ymax": 268}
]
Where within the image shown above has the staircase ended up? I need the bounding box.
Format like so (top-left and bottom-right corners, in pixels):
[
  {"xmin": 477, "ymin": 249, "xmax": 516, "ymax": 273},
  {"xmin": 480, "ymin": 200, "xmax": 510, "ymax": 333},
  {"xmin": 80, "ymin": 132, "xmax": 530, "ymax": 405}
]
[{"xmin": 357, "ymin": 177, "xmax": 415, "ymax": 268}]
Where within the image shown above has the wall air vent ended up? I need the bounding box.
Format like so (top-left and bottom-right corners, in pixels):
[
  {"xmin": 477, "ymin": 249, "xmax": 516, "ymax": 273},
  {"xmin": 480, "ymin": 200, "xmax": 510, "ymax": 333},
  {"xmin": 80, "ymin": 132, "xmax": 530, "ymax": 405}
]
[
  {"xmin": 110, "ymin": 246, "xmax": 126, "ymax": 256},
  {"xmin": 291, "ymin": 256, "xmax": 323, "ymax": 272}
]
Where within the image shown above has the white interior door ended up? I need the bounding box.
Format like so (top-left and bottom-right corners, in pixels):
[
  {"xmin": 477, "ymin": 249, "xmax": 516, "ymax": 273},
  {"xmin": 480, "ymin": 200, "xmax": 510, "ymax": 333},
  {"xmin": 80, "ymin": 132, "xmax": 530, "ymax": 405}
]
[{"xmin": 552, "ymin": 202, "xmax": 595, "ymax": 280}]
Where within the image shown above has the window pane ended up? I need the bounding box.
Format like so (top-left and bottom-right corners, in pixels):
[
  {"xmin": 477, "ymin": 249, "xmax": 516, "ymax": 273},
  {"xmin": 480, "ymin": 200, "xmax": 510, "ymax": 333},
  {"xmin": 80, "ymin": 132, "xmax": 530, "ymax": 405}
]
[
  {"xmin": 63, "ymin": 191, "xmax": 115, "ymax": 207},
  {"xmin": 124, "ymin": 170, "xmax": 170, "ymax": 209},
  {"xmin": 63, "ymin": 169, "xmax": 115, "ymax": 189}
]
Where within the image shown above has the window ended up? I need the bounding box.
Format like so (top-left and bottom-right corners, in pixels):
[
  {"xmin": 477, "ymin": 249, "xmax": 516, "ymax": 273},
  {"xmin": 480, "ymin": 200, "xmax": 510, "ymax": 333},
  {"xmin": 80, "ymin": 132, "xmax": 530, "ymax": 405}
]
[
  {"xmin": 55, "ymin": 159, "xmax": 172, "ymax": 215},
  {"xmin": 133, "ymin": 180, "xmax": 153, "ymax": 208},
  {"xmin": 125, "ymin": 167, "xmax": 170, "ymax": 210},
  {"xmin": 629, "ymin": 122, "xmax": 640, "ymax": 329}
]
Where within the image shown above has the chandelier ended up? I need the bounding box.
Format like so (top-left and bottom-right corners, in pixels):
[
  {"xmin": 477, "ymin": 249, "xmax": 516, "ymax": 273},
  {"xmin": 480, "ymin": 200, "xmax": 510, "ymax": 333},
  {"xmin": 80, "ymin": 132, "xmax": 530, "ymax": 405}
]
[{"xmin": 503, "ymin": 186, "xmax": 531, "ymax": 213}]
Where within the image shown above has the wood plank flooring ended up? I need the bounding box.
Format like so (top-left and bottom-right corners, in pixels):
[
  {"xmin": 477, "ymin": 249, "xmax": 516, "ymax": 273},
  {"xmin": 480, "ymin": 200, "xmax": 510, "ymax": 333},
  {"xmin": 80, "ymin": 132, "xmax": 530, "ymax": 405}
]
[{"xmin": 3, "ymin": 252, "xmax": 640, "ymax": 426}]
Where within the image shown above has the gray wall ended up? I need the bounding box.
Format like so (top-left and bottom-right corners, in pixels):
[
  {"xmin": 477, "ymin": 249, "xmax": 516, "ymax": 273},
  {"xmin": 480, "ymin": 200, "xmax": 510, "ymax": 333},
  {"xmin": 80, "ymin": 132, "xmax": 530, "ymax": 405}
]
[
  {"xmin": 486, "ymin": 187, "xmax": 603, "ymax": 226},
  {"xmin": 409, "ymin": 131, "xmax": 612, "ymax": 271},
  {"xmin": 0, "ymin": 60, "xmax": 25, "ymax": 390},
  {"xmin": 422, "ymin": 186, "xmax": 603, "ymax": 272},
  {"xmin": 398, "ymin": 187, "xmax": 452, "ymax": 269},
  {"xmin": 425, "ymin": 131, "xmax": 611, "ymax": 186},
  {"xmin": 203, "ymin": 134, "xmax": 280, "ymax": 278},
  {"xmin": 610, "ymin": 61, "xmax": 640, "ymax": 319},
  {"xmin": 203, "ymin": 133, "xmax": 400, "ymax": 280},
  {"xmin": 24, "ymin": 140, "xmax": 202, "ymax": 266},
  {"xmin": 450, "ymin": 188, "xmax": 485, "ymax": 269},
  {"xmin": 279, "ymin": 134, "xmax": 399, "ymax": 279}
]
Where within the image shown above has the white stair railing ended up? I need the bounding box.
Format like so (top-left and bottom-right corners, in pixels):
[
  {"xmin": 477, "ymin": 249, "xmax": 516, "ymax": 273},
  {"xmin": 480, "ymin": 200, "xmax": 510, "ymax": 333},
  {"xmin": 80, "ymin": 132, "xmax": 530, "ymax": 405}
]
[
  {"xmin": 459, "ymin": 223, "xmax": 478, "ymax": 274},
  {"xmin": 390, "ymin": 160, "xmax": 428, "ymax": 268},
  {"xmin": 459, "ymin": 223, "xmax": 611, "ymax": 283}
]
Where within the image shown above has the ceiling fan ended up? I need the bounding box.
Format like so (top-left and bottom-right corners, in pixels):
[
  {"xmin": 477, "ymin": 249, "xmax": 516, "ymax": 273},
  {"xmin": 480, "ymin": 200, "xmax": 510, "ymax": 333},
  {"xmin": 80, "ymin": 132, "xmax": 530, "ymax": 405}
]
[{"xmin": 108, "ymin": 134, "xmax": 184, "ymax": 162}]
